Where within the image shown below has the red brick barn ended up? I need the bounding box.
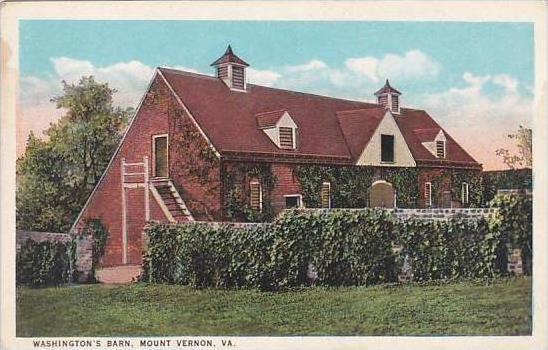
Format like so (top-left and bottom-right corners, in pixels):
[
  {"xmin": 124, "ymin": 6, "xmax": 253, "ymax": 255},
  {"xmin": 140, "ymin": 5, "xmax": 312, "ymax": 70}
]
[{"xmin": 71, "ymin": 46, "xmax": 481, "ymax": 271}]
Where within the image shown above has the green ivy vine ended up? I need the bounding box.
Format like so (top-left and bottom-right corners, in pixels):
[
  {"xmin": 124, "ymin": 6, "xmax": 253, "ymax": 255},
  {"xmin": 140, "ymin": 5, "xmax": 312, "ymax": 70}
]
[{"xmin": 223, "ymin": 162, "xmax": 277, "ymax": 222}]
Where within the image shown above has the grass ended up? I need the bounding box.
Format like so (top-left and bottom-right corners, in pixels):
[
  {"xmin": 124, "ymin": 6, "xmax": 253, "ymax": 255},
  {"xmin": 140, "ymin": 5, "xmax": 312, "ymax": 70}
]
[{"xmin": 17, "ymin": 277, "xmax": 531, "ymax": 337}]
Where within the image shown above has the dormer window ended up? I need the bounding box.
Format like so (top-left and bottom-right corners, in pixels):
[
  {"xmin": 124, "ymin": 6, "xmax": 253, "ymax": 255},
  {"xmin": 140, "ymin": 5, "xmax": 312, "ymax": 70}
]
[
  {"xmin": 436, "ymin": 140, "xmax": 446, "ymax": 158},
  {"xmin": 279, "ymin": 127, "xmax": 295, "ymax": 149},
  {"xmin": 257, "ymin": 110, "xmax": 298, "ymax": 150},
  {"xmin": 417, "ymin": 129, "xmax": 447, "ymax": 159}
]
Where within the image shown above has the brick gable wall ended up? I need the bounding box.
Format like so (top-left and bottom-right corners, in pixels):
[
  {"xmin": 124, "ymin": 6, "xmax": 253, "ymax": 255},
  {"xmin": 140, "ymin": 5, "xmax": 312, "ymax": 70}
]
[{"xmin": 74, "ymin": 74, "xmax": 175, "ymax": 267}]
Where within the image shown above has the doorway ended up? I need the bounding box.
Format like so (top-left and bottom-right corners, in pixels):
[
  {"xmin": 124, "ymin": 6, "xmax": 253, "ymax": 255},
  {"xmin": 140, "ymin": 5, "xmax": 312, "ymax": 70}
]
[
  {"xmin": 369, "ymin": 180, "xmax": 395, "ymax": 208},
  {"xmin": 153, "ymin": 134, "xmax": 168, "ymax": 178}
]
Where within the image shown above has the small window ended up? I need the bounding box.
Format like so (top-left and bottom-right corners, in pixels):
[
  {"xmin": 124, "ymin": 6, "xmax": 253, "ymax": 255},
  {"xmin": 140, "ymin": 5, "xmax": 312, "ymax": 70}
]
[
  {"xmin": 285, "ymin": 195, "xmax": 302, "ymax": 209},
  {"xmin": 462, "ymin": 182, "xmax": 469, "ymax": 204},
  {"xmin": 436, "ymin": 140, "xmax": 446, "ymax": 158},
  {"xmin": 279, "ymin": 127, "xmax": 295, "ymax": 149},
  {"xmin": 250, "ymin": 181, "xmax": 262, "ymax": 212},
  {"xmin": 425, "ymin": 182, "xmax": 432, "ymax": 207},
  {"xmin": 381, "ymin": 134, "xmax": 395, "ymax": 163},
  {"xmin": 320, "ymin": 182, "xmax": 331, "ymax": 208}
]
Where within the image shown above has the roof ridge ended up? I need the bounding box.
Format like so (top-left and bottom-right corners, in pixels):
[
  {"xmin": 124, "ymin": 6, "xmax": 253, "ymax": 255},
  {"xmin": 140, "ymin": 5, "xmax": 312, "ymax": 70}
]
[{"xmin": 336, "ymin": 107, "xmax": 385, "ymax": 116}]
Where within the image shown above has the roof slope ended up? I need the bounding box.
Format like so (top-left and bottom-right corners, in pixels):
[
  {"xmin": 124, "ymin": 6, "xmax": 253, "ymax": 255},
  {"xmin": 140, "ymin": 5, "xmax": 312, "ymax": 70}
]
[
  {"xmin": 159, "ymin": 67, "xmax": 480, "ymax": 168},
  {"xmin": 337, "ymin": 108, "xmax": 385, "ymax": 160}
]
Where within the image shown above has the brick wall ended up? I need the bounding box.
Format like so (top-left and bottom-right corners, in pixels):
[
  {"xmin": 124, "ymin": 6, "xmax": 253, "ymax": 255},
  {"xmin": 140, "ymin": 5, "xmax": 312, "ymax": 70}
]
[{"xmin": 73, "ymin": 74, "xmax": 172, "ymax": 267}]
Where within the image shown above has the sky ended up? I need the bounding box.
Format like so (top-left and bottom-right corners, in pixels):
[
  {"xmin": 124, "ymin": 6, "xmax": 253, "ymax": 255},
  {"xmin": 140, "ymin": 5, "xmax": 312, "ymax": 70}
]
[{"xmin": 18, "ymin": 20, "xmax": 534, "ymax": 170}]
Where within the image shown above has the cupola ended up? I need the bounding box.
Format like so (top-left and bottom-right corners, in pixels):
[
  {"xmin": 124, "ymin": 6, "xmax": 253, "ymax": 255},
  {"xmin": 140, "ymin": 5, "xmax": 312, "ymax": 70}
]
[
  {"xmin": 374, "ymin": 79, "xmax": 402, "ymax": 114},
  {"xmin": 210, "ymin": 45, "xmax": 249, "ymax": 91}
]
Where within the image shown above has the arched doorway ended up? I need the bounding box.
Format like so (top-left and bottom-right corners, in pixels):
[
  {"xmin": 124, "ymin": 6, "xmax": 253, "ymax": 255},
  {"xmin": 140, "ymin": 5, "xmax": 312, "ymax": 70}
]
[{"xmin": 369, "ymin": 180, "xmax": 395, "ymax": 208}]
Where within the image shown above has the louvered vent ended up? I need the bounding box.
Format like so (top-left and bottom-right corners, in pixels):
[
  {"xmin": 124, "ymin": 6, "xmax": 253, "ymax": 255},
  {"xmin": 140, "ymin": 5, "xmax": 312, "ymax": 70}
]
[
  {"xmin": 378, "ymin": 95, "xmax": 388, "ymax": 108},
  {"xmin": 217, "ymin": 65, "xmax": 228, "ymax": 79},
  {"xmin": 279, "ymin": 127, "xmax": 294, "ymax": 149},
  {"xmin": 425, "ymin": 182, "xmax": 432, "ymax": 207},
  {"xmin": 436, "ymin": 140, "xmax": 445, "ymax": 158},
  {"xmin": 321, "ymin": 182, "xmax": 331, "ymax": 208},
  {"xmin": 461, "ymin": 182, "xmax": 469, "ymax": 204},
  {"xmin": 232, "ymin": 66, "xmax": 245, "ymax": 90},
  {"xmin": 250, "ymin": 182, "xmax": 262, "ymax": 211},
  {"xmin": 392, "ymin": 95, "xmax": 399, "ymax": 113}
]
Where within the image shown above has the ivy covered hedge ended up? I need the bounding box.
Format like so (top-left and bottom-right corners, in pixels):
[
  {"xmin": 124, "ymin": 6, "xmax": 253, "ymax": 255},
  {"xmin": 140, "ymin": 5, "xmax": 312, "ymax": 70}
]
[
  {"xmin": 143, "ymin": 197, "xmax": 530, "ymax": 290},
  {"xmin": 397, "ymin": 218, "xmax": 500, "ymax": 281},
  {"xmin": 490, "ymin": 193, "xmax": 532, "ymax": 275},
  {"xmin": 16, "ymin": 239, "xmax": 76, "ymax": 287}
]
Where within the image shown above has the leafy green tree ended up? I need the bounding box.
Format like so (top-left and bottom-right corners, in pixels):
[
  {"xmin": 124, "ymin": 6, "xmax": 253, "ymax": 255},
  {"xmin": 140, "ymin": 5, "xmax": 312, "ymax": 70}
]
[
  {"xmin": 496, "ymin": 125, "xmax": 532, "ymax": 169},
  {"xmin": 17, "ymin": 76, "xmax": 132, "ymax": 232}
]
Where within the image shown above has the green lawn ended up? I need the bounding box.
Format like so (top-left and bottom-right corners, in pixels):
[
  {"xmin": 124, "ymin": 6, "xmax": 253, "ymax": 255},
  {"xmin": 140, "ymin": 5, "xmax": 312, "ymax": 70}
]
[{"xmin": 17, "ymin": 277, "xmax": 531, "ymax": 336}]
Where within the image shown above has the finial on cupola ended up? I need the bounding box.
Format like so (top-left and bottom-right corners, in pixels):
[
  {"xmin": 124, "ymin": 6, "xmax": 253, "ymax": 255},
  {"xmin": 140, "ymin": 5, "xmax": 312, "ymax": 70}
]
[
  {"xmin": 210, "ymin": 45, "xmax": 249, "ymax": 92},
  {"xmin": 374, "ymin": 79, "xmax": 402, "ymax": 114}
]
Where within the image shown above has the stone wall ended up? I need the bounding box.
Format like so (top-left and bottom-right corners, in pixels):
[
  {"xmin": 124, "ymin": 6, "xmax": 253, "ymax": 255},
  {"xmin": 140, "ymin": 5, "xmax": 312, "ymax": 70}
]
[
  {"xmin": 392, "ymin": 208, "xmax": 497, "ymax": 221},
  {"xmin": 16, "ymin": 230, "xmax": 94, "ymax": 282}
]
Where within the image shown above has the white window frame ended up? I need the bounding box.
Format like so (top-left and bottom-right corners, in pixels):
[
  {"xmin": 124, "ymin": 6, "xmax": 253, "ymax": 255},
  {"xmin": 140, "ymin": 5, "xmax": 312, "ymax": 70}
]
[
  {"xmin": 152, "ymin": 133, "xmax": 169, "ymax": 178},
  {"xmin": 425, "ymin": 182, "xmax": 432, "ymax": 207},
  {"xmin": 461, "ymin": 182, "xmax": 469, "ymax": 204},
  {"xmin": 321, "ymin": 182, "xmax": 331, "ymax": 209},
  {"xmin": 283, "ymin": 194, "xmax": 303, "ymax": 209},
  {"xmin": 249, "ymin": 181, "xmax": 263, "ymax": 212},
  {"xmin": 436, "ymin": 140, "xmax": 446, "ymax": 159}
]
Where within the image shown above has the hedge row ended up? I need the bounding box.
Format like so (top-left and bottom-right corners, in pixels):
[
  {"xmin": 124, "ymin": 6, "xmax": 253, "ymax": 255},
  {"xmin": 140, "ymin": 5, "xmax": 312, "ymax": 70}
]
[
  {"xmin": 143, "ymin": 194, "xmax": 531, "ymax": 290},
  {"xmin": 16, "ymin": 239, "xmax": 76, "ymax": 286},
  {"xmin": 16, "ymin": 219, "xmax": 110, "ymax": 287},
  {"xmin": 142, "ymin": 209, "xmax": 397, "ymax": 290}
]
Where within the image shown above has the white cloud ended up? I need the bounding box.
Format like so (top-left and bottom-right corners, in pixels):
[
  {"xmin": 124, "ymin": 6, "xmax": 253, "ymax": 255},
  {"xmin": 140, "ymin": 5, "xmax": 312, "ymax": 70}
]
[
  {"xmin": 345, "ymin": 57, "xmax": 379, "ymax": 82},
  {"xmin": 247, "ymin": 68, "xmax": 281, "ymax": 87},
  {"xmin": 284, "ymin": 59, "xmax": 328, "ymax": 73},
  {"xmin": 345, "ymin": 50, "xmax": 440, "ymax": 83}
]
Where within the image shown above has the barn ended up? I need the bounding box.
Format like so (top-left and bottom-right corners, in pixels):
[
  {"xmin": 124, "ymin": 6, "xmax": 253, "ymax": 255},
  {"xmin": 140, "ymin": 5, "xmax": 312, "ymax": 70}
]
[{"xmin": 71, "ymin": 45, "xmax": 481, "ymax": 271}]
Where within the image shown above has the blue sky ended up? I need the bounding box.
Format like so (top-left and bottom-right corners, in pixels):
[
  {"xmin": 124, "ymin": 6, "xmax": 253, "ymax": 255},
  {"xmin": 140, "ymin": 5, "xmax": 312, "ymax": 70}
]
[{"xmin": 18, "ymin": 20, "xmax": 534, "ymax": 169}]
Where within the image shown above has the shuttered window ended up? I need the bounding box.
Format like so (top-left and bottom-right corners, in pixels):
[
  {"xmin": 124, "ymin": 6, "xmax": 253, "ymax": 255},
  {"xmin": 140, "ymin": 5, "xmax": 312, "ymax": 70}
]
[
  {"xmin": 321, "ymin": 182, "xmax": 331, "ymax": 208},
  {"xmin": 232, "ymin": 66, "xmax": 245, "ymax": 90},
  {"xmin": 436, "ymin": 140, "xmax": 446, "ymax": 158},
  {"xmin": 279, "ymin": 127, "xmax": 295, "ymax": 149},
  {"xmin": 425, "ymin": 182, "xmax": 432, "ymax": 207},
  {"xmin": 250, "ymin": 181, "xmax": 262, "ymax": 211},
  {"xmin": 461, "ymin": 182, "xmax": 469, "ymax": 204}
]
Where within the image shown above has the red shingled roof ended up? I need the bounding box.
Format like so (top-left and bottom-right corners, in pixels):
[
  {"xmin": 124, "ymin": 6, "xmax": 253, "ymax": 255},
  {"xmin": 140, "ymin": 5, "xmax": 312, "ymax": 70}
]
[
  {"xmin": 159, "ymin": 67, "xmax": 480, "ymax": 169},
  {"xmin": 374, "ymin": 79, "xmax": 402, "ymax": 96},
  {"xmin": 413, "ymin": 128, "xmax": 442, "ymax": 142},
  {"xmin": 256, "ymin": 110, "xmax": 287, "ymax": 129},
  {"xmin": 337, "ymin": 108, "xmax": 385, "ymax": 160},
  {"xmin": 210, "ymin": 45, "xmax": 250, "ymax": 67},
  {"xmin": 395, "ymin": 109, "xmax": 479, "ymax": 166}
]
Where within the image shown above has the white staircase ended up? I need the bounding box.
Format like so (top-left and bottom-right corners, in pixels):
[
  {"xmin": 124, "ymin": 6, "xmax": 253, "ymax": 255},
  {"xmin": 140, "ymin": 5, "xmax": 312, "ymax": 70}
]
[{"xmin": 150, "ymin": 178, "xmax": 194, "ymax": 223}]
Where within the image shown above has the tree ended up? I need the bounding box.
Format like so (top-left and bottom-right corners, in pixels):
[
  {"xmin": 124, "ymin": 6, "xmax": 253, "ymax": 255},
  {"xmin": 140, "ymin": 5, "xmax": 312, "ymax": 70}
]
[
  {"xmin": 17, "ymin": 76, "xmax": 132, "ymax": 232},
  {"xmin": 495, "ymin": 125, "xmax": 532, "ymax": 169}
]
